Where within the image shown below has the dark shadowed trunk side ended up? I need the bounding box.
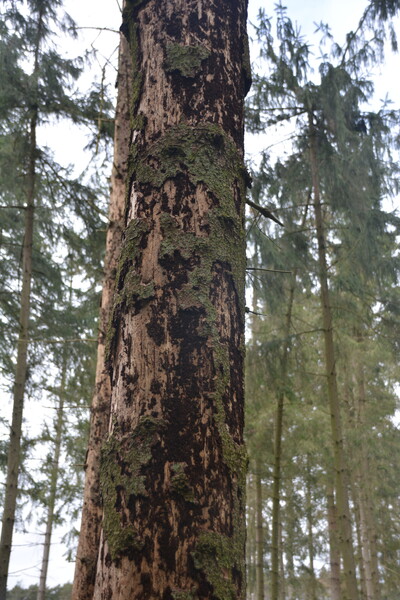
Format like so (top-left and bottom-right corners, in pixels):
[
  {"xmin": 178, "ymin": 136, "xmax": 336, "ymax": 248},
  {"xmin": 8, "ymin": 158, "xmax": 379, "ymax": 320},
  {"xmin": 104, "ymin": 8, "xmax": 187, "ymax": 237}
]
[
  {"xmin": 92, "ymin": 0, "xmax": 250, "ymax": 598},
  {"xmin": 72, "ymin": 32, "xmax": 132, "ymax": 600}
]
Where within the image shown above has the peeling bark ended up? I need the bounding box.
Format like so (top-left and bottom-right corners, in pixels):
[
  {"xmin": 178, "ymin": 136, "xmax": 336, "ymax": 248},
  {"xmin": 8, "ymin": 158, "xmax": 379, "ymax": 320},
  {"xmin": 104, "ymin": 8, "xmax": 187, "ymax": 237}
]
[
  {"xmin": 92, "ymin": 2, "xmax": 249, "ymax": 599},
  {"xmin": 72, "ymin": 32, "xmax": 132, "ymax": 600}
]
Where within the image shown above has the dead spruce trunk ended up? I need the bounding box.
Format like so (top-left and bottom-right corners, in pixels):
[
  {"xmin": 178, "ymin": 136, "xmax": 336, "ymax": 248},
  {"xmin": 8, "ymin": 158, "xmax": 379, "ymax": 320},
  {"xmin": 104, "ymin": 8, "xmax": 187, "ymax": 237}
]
[
  {"xmin": 92, "ymin": 1, "xmax": 250, "ymax": 599},
  {"xmin": 72, "ymin": 32, "xmax": 132, "ymax": 600}
]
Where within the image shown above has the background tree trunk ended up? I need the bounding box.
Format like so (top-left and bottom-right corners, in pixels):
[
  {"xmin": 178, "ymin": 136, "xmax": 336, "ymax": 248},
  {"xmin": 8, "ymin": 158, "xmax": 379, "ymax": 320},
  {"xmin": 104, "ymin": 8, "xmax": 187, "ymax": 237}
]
[
  {"xmin": 308, "ymin": 113, "xmax": 359, "ymax": 600},
  {"xmin": 71, "ymin": 30, "xmax": 132, "ymax": 600},
  {"xmin": 0, "ymin": 8, "xmax": 43, "ymax": 593},
  {"xmin": 92, "ymin": 1, "xmax": 250, "ymax": 598},
  {"xmin": 37, "ymin": 350, "xmax": 68, "ymax": 600},
  {"xmin": 327, "ymin": 485, "xmax": 341, "ymax": 600},
  {"xmin": 255, "ymin": 458, "xmax": 264, "ymax": 600}
]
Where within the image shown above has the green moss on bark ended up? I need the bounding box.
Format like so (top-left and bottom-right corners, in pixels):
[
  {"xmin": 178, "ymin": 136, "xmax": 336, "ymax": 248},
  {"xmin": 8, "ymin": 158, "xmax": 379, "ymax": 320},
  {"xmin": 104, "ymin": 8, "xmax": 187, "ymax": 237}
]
[
  {"xmin": 164, "ymin": 43, "xmax": 210, "ymax": 78},
  {"xmin": 100, "ymin": 416, "xmax": 166, "ymax": 561},
  {"xmin": 192, "ymin": 521, "xmax": 246, "ymax": 600},
  {"xmin": 170, "ymin": 463, "xmax": 195, "ymax": 502},
  {"xmin": 105, "ymin": 218, "xmax": 152, "ymax": 366},
  {"xmin": 171, "ymin": 591, "xmax": 196, "ymax": 600}
]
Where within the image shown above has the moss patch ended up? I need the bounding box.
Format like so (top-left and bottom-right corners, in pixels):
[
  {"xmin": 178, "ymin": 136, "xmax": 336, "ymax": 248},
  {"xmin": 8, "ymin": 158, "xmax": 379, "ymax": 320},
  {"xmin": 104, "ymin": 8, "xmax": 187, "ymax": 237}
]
[
  {"xmin": 105, "ymin": 218, "xmax": 152, "ymax": 367},
  {"xmin": 100, "ymin": 416, "xmax": 166, "ymax": 561},
  {"xmin": 164, "ymin": 43, "xmax": 210, "ymax": 78},
  {"xmin": 192, "ymin": 522, "xmax": 245, "ymax": 600},
  {"xmin": 170, "ymin": 462, "xmax": 195, "ymax": 502},
  {"xmin": 171, "ymin": 591, "xmax": 196, "ymax": 600}
]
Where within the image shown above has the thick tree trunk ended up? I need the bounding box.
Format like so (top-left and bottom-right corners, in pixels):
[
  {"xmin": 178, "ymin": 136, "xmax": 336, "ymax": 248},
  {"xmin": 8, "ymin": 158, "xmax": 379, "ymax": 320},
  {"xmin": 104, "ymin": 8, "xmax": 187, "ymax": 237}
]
[
  {"xmin": 0, "ymin": 10, "xmax": 43, "ymax": 594},
  {"xmin": 255, "ymin": 459, "xmax": 264, "ymax": 600},
  {"xmin": 72, "ymin": 31, "xmax": 132, "ymax": 600},
  {"xmin": 37, "ymin": 351, "xmax": 68, "ymax": 600},
  {"xmin": 92, "ymin": 1, "xmax": 249, "ymax": 598},
  {"xmin": 308, "ymin": 113, "xmax": 359, "ymax": 600}
]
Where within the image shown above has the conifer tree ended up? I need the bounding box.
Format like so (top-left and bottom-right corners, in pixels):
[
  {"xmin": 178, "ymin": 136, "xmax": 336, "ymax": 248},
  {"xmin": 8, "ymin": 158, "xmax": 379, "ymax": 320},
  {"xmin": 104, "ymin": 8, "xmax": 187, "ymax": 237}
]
[
  {"xmin": 79, "ymin": 1, "xmax": 250, "ymax": 597},
  {"xmin": 245, "ymin": 2, "xmax": 400, "ymax": 598},
  {"xmin": 0, "ymin": 1, "xmax": 113, "ymax": 595}
]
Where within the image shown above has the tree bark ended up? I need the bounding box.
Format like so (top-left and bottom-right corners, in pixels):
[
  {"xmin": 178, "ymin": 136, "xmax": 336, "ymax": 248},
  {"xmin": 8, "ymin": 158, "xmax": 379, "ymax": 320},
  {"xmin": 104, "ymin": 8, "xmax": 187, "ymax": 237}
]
[
  {"xmin": 0, "ymin": 10, "xmax": 43, "ymax": 597},
  {"xmin": 72, "ymin": 30, "xmax": 132, "ymax": 600},
  {"xmin": 308, "ymin": 112, "xmax": 359, "ymax": 600},
  {"xmin": 91, "ymin": 1, "xmax": 249, "ymax": 598}
]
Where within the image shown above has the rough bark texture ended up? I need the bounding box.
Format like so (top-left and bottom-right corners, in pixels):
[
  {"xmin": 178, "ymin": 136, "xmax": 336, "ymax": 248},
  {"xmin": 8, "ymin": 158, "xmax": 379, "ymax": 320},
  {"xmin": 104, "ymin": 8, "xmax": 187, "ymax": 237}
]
[
  {"xmin": 309, "ymin": 113, "xmax": 359, "ymax": 600},
  {"xmin": 72, "ymin": 32, "xmax": 132, "ymax": 600},
  {"xmin": 92, "ymin": 1, "xmax": 249, "ymax": 599}
]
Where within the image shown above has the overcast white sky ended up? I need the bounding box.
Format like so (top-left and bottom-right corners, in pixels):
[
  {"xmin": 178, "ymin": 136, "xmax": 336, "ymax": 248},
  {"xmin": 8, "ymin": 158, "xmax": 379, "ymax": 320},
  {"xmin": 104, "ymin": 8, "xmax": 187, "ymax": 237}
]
[{"xmin": 5, "ymin": 0, "xmax": 399, "ymax": 590}]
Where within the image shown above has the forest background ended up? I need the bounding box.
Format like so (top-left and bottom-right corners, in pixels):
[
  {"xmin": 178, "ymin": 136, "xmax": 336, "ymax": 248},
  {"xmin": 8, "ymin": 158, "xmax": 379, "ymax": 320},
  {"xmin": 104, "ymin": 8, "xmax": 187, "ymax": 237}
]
[{"xmin": 0, "ymin": 0, "xmax": 399, "ymax": 598}]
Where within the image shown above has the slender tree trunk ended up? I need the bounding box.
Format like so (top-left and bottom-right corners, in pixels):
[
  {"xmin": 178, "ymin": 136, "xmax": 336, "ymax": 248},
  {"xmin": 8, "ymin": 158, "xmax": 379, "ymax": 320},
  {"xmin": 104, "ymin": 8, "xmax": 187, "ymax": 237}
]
[
  {"xmin": 246, "ymin": 474, "xmax": 256, "ymax": 600},
  {"xmin": 255, "ymin": 458, "xmax": 264, "ymax": 600},
  {"xmin": 278, "ymin": 520, "xmax": 285, "ymax": 600},
  {"xmin": 72, "ymin": 30, "xmax": 132, "ymax": 600},
  {"xmin": 37, "ymin": 350, "xmax": 68, "ymax": 600},
  {"xmin": 0, "ymin": 11, "xmax": 43, "ymax": 597},
  {"xmin": 91, "ymin": 1, "xmax": 249, "ymax": 598},
  {"xmin": 326, "ymin": 485, "xmax": 341, "ymax": 600},
  {"xmin": 308, "ymin": 111, "xmax": 359, "ymax": 600},
  {"xmin": 352, "ymin": 489, "xmax": 368, "ymax": 600},
  {"xmin": 354, "ymin": 353, "xmax": 381, "ymax": 600},
  {"xmin": 270, "ymin": 203, "xmax": 309, "ymax": 600},
  {"xmin": 305, "ymin": 457, "xmax": 317, "ymax": 600}
]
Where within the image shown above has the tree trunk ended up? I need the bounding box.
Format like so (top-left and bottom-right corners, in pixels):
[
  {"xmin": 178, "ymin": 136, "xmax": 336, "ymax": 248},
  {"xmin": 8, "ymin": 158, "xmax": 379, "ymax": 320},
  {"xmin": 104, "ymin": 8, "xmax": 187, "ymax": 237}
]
[
  {"xmin": 326, "ymin": 485, "xmax": 341, "ymax": 600},
  {"xmin": 354, "ymin": 353, "xmax": 381, "ymax": 600},
  {"xmin": 37, "ymin": 350, "xmax": 68, "ymax": 600},
  {"xmin": 270, "ymin": 203, "xmax": 308, "ymax": 600},
  {"xmin": 72, "ymin": 30, "xmax": 132, "ymax": 600},
  {"xmin": 308, "ymin": 112, "xmax": 359, "ymax": 600},
  {"xmin": 92, "ymin": 1, "xmax": 249, "ymax": 599},
  {"xmin": 246, "ymin": 475, "xmax": 256, "ymax": 600},
  {"xmin": 305, "ymin": 457, "xmax": 317, "ymax": 600},
  {"xmin": 0, "ymin": 10, "xmax": 43, "ymax": 596},
  {"xmin": 255, "ymin": 459, "xmax": 264, "ymax": 600}
]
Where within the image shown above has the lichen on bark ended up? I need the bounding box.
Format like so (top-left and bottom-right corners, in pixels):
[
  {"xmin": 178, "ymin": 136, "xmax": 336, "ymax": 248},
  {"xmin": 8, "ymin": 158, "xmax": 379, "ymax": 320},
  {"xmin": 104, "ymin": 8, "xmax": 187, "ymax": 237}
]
[
  {"xmin": 100, "ymin": 416, "xmax": 166, "ymax": 561},
  {"xmin": 164, "ymin": 43, "xmax": 211, "ymax": 78}
]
